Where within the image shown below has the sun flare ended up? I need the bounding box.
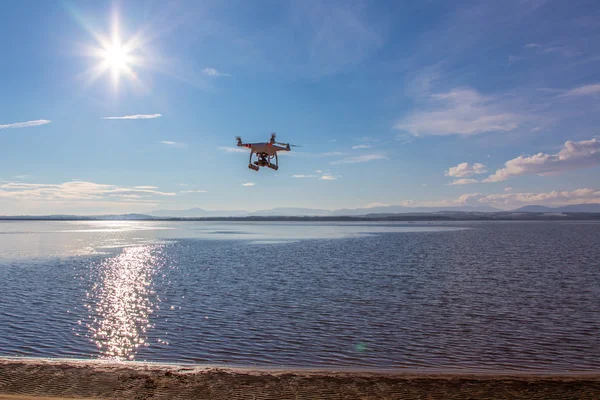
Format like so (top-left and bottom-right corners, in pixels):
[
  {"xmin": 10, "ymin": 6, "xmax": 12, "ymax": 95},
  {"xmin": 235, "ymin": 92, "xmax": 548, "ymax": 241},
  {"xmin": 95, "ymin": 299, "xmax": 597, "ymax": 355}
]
[
  {"xmin": 103, "ymin": 41, "xmax": 131, "ymax": 72},
  {"xmin": 80, "ymin": 14, "xmax": 145, "ymax": 91}
]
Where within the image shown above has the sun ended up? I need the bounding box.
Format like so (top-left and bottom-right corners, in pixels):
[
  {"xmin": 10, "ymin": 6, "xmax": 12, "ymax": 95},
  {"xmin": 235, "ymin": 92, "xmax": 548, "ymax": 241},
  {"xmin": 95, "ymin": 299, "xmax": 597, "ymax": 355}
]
[
  {"xmin": 79, "ymin": 14, "xmax": 144, "ymax": 91},
  {"xmin": 103, "ymin": 41, "xmax": 131, "ymax": 72}
]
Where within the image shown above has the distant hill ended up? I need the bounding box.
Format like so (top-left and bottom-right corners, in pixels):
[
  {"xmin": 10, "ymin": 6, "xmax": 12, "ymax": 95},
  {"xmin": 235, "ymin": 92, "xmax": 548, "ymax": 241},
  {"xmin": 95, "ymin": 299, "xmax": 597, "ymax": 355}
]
[
  {"xmin": 250, "ymin": 207, "xmax": 329, "ymax": 216},
  {"xmin": 512, "ymin": 204, "xmax": 600, "ymax": 213},
  {"xmin": 328, "ymin": 205, "xmax": 502, "ymax": 216},
  {"xmin": 149, "ymin": 208, "xmax": 247, "ymax": 218},
  {"xmin": 511, "ymin": 205, "xmax": 554, "ymax": 213},
  {"xmin": 149, "ymin": 205, "xmax": 502, "ymax": 218}
]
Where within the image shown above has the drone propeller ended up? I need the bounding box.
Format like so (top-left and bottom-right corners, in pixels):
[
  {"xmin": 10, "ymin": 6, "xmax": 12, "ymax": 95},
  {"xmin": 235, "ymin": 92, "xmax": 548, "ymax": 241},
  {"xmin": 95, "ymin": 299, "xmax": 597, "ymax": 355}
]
[{"xmin": 235, "ymin": 136, "xmax": 242, "ymax": 142}]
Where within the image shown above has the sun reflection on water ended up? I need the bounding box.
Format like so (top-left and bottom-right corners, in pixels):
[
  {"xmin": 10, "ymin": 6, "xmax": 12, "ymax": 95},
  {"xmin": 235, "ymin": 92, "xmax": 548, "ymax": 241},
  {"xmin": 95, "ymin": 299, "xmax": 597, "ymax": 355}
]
[{"xmin": 85, "ymin": 245, "xmax": 164, "ymax": 360}]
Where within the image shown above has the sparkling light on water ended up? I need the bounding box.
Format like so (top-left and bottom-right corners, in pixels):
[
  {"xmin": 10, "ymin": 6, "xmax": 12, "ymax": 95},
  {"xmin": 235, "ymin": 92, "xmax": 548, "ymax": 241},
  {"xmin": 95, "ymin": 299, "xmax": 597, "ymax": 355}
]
[{"xmin": 85, "ymin": 246, "xmax": 164, "ymax": 360}]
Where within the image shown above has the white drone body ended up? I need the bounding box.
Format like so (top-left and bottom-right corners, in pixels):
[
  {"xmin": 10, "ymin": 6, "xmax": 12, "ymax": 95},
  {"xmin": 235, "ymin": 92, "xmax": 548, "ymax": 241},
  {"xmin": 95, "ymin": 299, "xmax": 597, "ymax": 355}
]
[{"xmin": 236, "ymin": 133, "xmax": 297, "ymax": 171}]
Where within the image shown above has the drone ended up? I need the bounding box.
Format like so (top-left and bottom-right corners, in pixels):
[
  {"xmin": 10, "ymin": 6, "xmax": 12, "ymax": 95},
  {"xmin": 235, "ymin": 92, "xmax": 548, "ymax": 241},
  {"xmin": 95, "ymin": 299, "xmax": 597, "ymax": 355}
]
[{"xmin": 236, "ymin": 133, "xmax": 299, "ymax": 171}]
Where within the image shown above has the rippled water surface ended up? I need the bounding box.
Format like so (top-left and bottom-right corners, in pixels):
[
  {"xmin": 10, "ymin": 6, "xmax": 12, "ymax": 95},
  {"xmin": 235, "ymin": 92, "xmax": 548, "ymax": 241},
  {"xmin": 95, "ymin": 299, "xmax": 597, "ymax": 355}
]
[{"xmin": 0, "ymin": 220, "xmax": 599, "ymax": 371}]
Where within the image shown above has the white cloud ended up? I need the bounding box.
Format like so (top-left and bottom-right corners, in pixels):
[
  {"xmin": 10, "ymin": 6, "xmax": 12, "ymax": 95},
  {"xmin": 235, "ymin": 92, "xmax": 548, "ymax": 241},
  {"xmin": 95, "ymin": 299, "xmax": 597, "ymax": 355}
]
[
  {"xmin": 315, "ymin": 170, "xmax": 322, "ymax": 173},
  {"xmin": 484, "ymin": 138, "xmax": 600, "ymax": 182},
  {"xmin": 242, "ymin": 182, "xmax": 255, "ymax": 187},
  {"xmin": 292, "ymin": 174, "xmax": 316, "ymax": 178},
  {"xmin": 203, "ymin": 68, "xmax": 230, "ymax": 77},
  {"xmin": 330, "ymin": 154, "xmax": 386, "ymax": 164},
  {"xmin": 180, "ymin": 190, "xmax": 207, "ymax": 193},
  {"xmin": 320, "ymin": 173, "xmax": 337, "ymax": 180},
  {"xmin": 449, "ymin": 178, "xmax": 479, "ymax": 186},
  {"xmin": 352, "ymin": 144, "xmax": 372, "ymax": 149},
  {"xmin": 0, "ymin": 120, "xmax": 50, "ymax": 129},
  {"xmin": 445, "ymin": 162, "xmax": 488, "ymax": 177},
  {"xmin": 504, "ymin": 187, "xmax": 513, "ymax": 192},
  {"xmin": 103, "ymin": 114, "xmax": 162, "ymax": 120},
  {"xmin": 478, "ymin": 188, "xmax": 600, "ymax": 206},
  {"xmin": 0, "ymin": 180, "xmax": 175, "ymax": 202},
  {"xmin": 219, "ymin": 146, "xmax": 249, "ymax": 153},
  {"xmin": 160, "ymin": 140, "xmax": 187, "ymax": 148},
  {"xmin": 395, "ymin": 88, "xmax": 522, "ymax": 136},
  {"xmin": 559, "ymin": 83, "xmax": 600, "ymax": 98}
]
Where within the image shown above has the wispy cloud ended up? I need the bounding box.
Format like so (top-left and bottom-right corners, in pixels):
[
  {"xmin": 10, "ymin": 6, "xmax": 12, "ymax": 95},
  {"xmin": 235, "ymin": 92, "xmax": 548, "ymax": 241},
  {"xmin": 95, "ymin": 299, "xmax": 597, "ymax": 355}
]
[
  {"xmin": 477, "ymin": 188, "xmax": 600, "ymax": 207},
  {"xmin": 103, "ymin": 114, "xmax": 162, "ymax": 120},
  {"xmin": 558, "ymin": 83, "xmax": 600, "ymax": 98},
  {"xmin": 203, "ymin": 68, "xmax": 230, "ymax": 77},
  {"xmin": 292, "ymin": 174, "xmax": 316, "ymax": 178},
  {"xmin": 445, "ymin": 162, "xmax": 487, "ymax": 177},
  {"xmin": 180, "ymin": 190, "xmax": 207, "ymax": 193},
  {"xmin": 0, "ymin": 120, "xmax": 50, "ymax": 129},
  {"xmin": 160, "ymin": 140, "xmax": 187, "ymax": 148},
  {"xmin": 219, "ymin": 146, "xmax": 249, "ymax": 153},
  {"xmin": 320, "ymin": 173, "xmax": 338, "ymax": 180},
  {"xmin": 401, "ymin": 188, "xmax": 600, "ymax": 209},
  {"xmin": 524, "ymin": 42, "xmax": 580, "ymax": 58},
  {"xmin": 330, "ymin": 154, "xmax": 386, "ymax": 164},
  {"xmin": 352, "ymin": 144, "xmax": 372, "ymax": 150},
  {"xmin": 242, "ymin": 182, "xmax": 255, "ymax": 187},
  {"xmin": 484, "ymin": 138, "xmax": 600, "ymax": 182},
  {"xmin": 395, "ymin": 88, "xmax": 522, "ymax": 136},
  {"xmin": 449, "ymin": 178, "xmax": 479, "ymax": 186},
  {"xmin": 0, "ymin": 180, "xmax": 175, "ymax": 201}
]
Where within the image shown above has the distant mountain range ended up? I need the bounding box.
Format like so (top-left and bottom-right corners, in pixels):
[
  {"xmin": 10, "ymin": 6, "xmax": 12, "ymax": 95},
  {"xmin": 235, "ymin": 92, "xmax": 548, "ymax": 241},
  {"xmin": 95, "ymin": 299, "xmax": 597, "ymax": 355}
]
[
  {"xmin": 2, "ymin": 204, "xmax": 599, "ymax": 221},
  {"xmin": 148, "ymin": 205, "xmax": 503, "ymax": 218}
]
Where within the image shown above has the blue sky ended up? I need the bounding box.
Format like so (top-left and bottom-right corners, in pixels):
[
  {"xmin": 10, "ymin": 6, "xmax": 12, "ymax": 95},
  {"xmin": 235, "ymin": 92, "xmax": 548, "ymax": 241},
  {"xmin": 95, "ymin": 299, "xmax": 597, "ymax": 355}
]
[{"xmin": 1, "ymin": 0, "xmax": 599, "ymax": 214}]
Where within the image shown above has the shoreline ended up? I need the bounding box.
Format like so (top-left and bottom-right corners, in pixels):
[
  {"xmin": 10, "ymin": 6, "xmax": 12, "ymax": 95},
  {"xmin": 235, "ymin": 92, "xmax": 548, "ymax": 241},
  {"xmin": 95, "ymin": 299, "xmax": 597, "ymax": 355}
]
[
  {"xmin": 2, "ymin": 358, "xmax": 599, "ymax": 399},
  {"xmin": 2, "ymin": 356, "xmax": 600, "ymax": 378}
]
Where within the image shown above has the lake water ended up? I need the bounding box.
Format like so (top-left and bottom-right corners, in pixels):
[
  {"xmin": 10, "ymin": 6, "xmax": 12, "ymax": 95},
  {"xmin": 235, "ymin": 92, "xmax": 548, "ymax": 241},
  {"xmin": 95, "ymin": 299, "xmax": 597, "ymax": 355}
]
[{"xmin": 0, "ymin": 220, "xmax": 598, "ymax": 371}]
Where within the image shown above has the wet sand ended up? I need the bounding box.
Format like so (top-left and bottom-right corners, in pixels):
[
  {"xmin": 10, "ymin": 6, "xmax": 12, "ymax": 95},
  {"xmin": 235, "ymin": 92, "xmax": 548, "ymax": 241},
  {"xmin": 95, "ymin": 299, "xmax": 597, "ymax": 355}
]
[{"xmin": 1, "ymin": 358, "xmax": 599, "ymax": 399}]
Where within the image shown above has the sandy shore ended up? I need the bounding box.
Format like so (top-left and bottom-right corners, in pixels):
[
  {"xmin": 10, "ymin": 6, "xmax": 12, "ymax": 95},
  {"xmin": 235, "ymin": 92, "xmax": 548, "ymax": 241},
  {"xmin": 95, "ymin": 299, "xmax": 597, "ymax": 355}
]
[{"xmin": 1, "ymin": 358, "xmax": 599, "ymax": 399}]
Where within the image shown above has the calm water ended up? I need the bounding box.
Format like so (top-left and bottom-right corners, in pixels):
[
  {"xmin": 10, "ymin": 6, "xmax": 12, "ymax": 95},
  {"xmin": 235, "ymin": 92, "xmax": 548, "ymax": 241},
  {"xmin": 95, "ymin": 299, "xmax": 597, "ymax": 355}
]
[{"xmin": 0, "ymin": 220, "xmax": 598, "ymax": 371}]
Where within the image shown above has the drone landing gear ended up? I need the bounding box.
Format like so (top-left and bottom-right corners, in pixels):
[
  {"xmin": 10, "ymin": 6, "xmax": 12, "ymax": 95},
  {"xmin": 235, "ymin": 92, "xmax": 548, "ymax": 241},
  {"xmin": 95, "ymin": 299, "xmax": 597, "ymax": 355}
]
[{"xmin": 249, "ymin": 152, "xmax": 278, "ymax": 171}]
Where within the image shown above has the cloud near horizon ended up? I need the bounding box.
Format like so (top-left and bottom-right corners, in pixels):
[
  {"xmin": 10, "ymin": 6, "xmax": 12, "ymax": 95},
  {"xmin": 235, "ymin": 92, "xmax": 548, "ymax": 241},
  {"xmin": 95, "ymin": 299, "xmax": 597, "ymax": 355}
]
[
  {"xmin": 103, "ymin": 114, "xmax": 162, "ymax": 120},
  {"xmin": 0, "ymin": 120, "xmax": 51, "ymax": 129},
  {"xmin": 484, "ymin": 138, "xmax": 600, "ymax": 182},
  {"xmin": 0, "ymin": 180, "xmax": 175, "ymax": 203},
  {"xmin": 242, "ymin": 182, "xmax": 255, "ymax": 186},
  {"xmin": 395, "ymin": 88, "xmax": 522, "ymax": 136},
  {"xmin": 403, "ymin": 188, "xmax": 600, "ymax": 209}
]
